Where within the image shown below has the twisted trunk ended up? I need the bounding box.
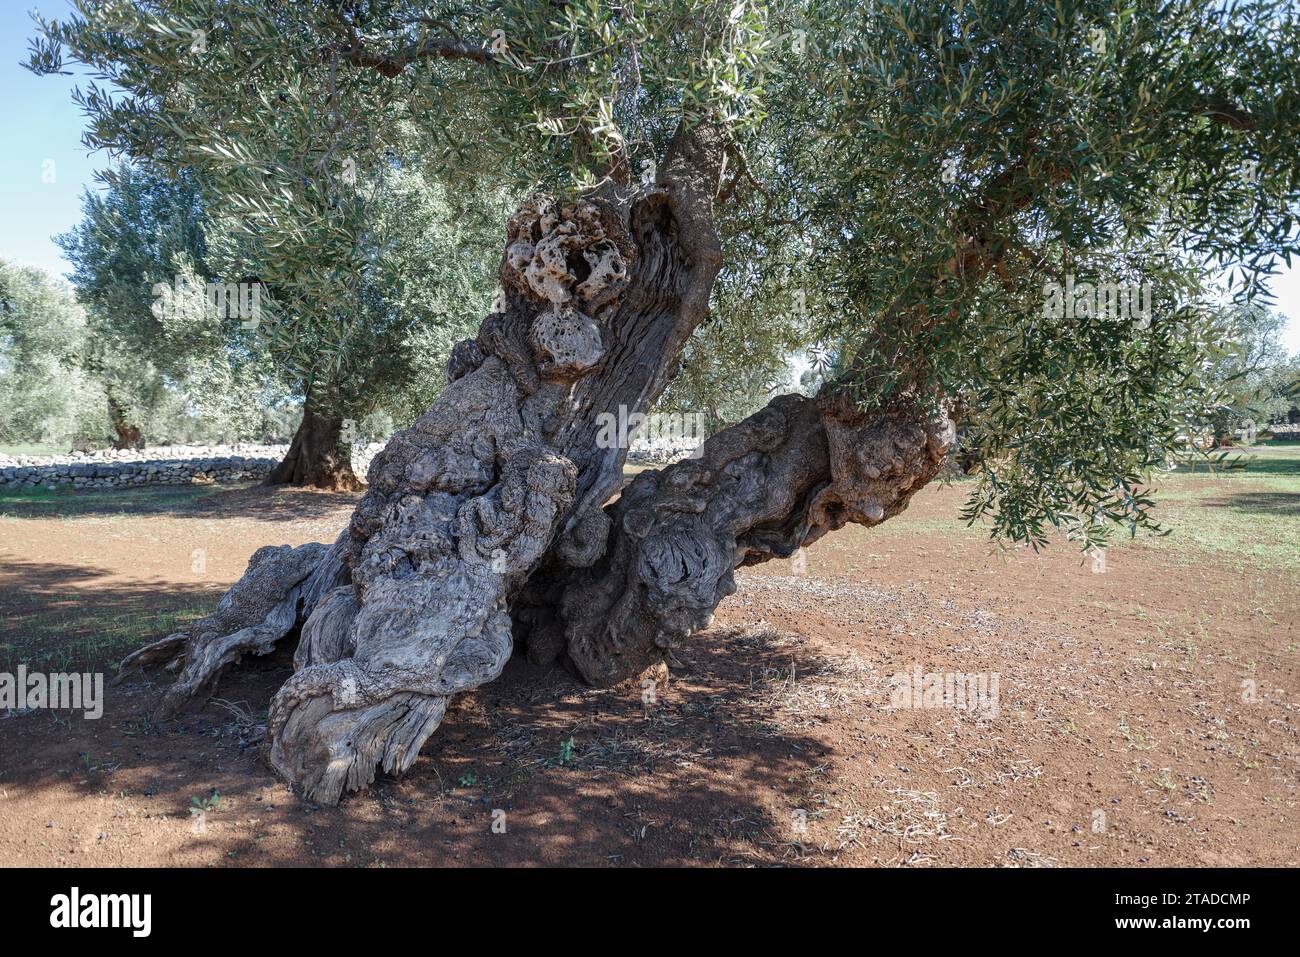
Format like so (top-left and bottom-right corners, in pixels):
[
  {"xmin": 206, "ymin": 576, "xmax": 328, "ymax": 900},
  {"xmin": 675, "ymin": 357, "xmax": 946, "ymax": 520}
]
[
  {"xmin": 520, "ymin": 393, "xmax": 952, "ymax": 686},
  {"xmin": 124, "ymin": 125, "xmax": 951, "ymax": 803}
]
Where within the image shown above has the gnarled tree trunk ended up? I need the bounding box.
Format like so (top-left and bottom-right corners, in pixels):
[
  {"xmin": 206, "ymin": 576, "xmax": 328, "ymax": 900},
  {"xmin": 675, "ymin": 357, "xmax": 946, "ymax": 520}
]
[
  {"xmin": 265, "ymin": 396, "xmax": 362, "ymax": 491},
  {"xmin": 123, "ymin": 125, "xmax": 952, "ymax": 804}
]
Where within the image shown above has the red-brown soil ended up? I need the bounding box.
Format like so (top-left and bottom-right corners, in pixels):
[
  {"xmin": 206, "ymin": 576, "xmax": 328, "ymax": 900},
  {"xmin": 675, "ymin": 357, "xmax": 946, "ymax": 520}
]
[{"xmin": 0, "ymin": 482, "xmax": 1295, "ymax": 866}]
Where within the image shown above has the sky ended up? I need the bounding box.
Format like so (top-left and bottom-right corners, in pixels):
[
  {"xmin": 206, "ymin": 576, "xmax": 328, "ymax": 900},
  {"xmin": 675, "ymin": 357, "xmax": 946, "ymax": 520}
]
[
  {"xmin": 2, "ymin": 1, "xmax": 1299, "ymax": 354},
  {"xmin": 0, "ymin": 3, "xmax": 112, "ymax": 279}
]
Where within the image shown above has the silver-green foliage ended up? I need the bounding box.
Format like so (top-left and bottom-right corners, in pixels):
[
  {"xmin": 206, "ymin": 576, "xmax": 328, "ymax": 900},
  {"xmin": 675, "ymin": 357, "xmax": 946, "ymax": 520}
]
[
  {"xmin": 0, "ymin": 261, "xmax": 109, "ymax": 447},
  {"xmin": 28, "ymin": 0, "xmax": 1300, "ymax": 545}
]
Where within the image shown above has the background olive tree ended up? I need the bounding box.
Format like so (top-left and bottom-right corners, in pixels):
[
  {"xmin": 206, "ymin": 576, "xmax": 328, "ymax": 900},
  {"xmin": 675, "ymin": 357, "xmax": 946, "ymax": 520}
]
[{"xmin": 0, "ymin": 260, "xmax": 107, "ymax": 450}]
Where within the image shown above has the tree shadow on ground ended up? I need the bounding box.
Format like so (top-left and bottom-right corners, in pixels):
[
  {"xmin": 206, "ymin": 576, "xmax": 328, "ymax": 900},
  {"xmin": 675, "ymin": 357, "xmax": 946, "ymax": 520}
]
[
  {"xmin": 0, "ymin": 482, "xmax": 360, "ymax": 523},
  {"xmin": 1207, "ymin": 490, "xmax": 1300, "ymax": 516},
  {"xmin": 0, "ymin": 624, "xmax": 853, "ymax": 867},
  {"xmin": 0, "ymin": 560, "xmax": 220, "ymax": 674}
]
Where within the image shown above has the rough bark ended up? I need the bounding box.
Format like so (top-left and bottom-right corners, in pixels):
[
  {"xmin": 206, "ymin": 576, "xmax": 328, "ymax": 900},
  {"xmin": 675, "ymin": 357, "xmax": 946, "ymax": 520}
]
[
  {"xmin": 265, "ymin": 398, "xmax": 362, "ymax": 491},
  {"xmin": 260, "ymin": 127, "xmax": 727, "ymax": 801},
  {"xmin": 517, "ymin": 393, "xmax": 953, "ymax": 685},
  {"xmin": 125, "ymin": 123, "xmax": 953, "ymax": 804}
]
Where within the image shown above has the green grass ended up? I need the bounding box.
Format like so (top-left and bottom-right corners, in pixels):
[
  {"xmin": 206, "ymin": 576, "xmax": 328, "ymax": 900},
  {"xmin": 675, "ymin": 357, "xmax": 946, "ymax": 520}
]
[
  {"xmin": 859, "ymin": 441, "xmax": 1300, "ymax": 572},
  {"xmin": 0, "ymin": 594, "xmax": 211, "ymax": 674},
  {"xmin": 0, "ymin": 482, "xmax": 231, "ymax": 519},
  {"xmin": 0, "ymin": 442, "xmax": 67, "ymax": 457},
  {"xmin": 1139, "ymin": 441, "xmax": 1300, "ymax": 571}
]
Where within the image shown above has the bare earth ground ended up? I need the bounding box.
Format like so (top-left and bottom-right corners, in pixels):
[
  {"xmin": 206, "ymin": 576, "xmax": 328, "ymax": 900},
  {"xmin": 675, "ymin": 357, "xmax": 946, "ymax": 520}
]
[{"xmin": 0, "ymin": 451, "xmax": 1296, "ymax": 867}]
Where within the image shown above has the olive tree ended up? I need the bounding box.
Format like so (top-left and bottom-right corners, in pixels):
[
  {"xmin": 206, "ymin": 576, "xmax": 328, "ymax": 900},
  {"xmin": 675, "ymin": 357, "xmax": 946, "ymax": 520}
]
[
  {"xmin": 0, "ymin": 261, "xmax": 108, "ymax": 449},
  {"xmin": 55, "ymin": 163, "xmax": 302, "ymax": 447},
  {"xmin": 1200, "ymin": 304, "xmax": 1296, "ymax": 443},
  {"xmin": 32, "ymin": 0, "xmax": 1299, "ymax": 802},
  {"xmin": 56, "ymin": 164, "xmax": 212, "ymax": 448}
]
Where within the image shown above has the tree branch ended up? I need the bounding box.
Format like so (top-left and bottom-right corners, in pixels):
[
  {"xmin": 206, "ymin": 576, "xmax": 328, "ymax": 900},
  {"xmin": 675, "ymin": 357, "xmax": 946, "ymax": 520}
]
[
  {"xmin": 326, "ymin": 36, "xmax": 492, "ymax": 77},
  {"xmin": 1197, "ymin": 101, "xmax": 1256, "ymax": 131}
]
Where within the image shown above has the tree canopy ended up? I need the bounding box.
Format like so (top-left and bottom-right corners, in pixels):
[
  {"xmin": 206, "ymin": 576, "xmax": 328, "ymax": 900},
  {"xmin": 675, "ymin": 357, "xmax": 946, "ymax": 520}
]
[
  {"xmin": 0, "ymin": 261, "xmax": 107, "ymax": 448},
  {"xmin": 28, "ymin": 0, "xmax": 1300, "ymax": 536}
]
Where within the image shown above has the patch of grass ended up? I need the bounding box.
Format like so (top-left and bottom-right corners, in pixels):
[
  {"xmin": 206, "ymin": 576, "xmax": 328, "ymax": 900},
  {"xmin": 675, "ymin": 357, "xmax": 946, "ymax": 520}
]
[
  {"xmin": 0, "ymin": 595, "xmax": 210, "ymax": 674},
  {"xmin": 0, "ymin": 443, "xmax": 68, "ymax": 457},
  {"xmin": 871, "ymin": 515, "xmax": 985, "ymax": 538},
  {"xmin": 871, "ymin": 441, "xmax": 1300, "ymax": 571},
  {"xmin": 1139, "ymin": 443, "xmax": 1300, "ymax": 571},
  {"xmin": 0, "ymin": 482, "xmax": 228, "ymax": 519},
  {"xmin": 1169, "ymin": 439, "xmax": 1300, "ymax": 479}
]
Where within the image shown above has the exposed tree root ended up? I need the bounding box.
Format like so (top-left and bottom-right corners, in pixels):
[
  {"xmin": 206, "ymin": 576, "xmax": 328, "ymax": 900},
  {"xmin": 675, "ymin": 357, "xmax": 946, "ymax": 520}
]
[
  {"xmin": 116, "ymin": 539, "xmax": 346, "ymax": 718},
  {"xmin": 267, "ymin": 689, "xmax": 448, "ymax": 803}
]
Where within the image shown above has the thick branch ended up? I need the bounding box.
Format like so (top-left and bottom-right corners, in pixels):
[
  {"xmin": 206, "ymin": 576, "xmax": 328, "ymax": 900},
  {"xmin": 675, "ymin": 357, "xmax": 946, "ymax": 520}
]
[
  {"xmin": 1197, "ymin": 101, "xmax": 1256, "ymax": 131},
  {"xmin": 327, "ymin": 36, "xmax": 492, "ymax": 77},
  {"xmin": 518, "ymin": 391, "xmax": 954, "ymax": 685}
]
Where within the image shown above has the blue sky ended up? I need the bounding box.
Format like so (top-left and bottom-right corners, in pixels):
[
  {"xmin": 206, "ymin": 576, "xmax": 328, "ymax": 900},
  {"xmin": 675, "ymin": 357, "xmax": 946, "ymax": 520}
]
[
  {"xmin": 0, "ymin": 3, "xmax": 112, "ymax": 278},
  {"xmin": 2, "ymin": 1, "xmax": 1298, "ymax": 353}
]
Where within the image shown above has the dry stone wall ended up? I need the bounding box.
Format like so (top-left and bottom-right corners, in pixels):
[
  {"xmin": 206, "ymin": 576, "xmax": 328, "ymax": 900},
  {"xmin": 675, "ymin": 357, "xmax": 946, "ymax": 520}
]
[{"xmin": 0, "ymin": 436, "xmax": 700, "ymax": 492}]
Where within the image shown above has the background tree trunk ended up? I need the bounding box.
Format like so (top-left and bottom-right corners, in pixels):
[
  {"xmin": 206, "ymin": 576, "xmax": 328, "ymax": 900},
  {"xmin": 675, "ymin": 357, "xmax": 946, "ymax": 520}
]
[
  {"xmin": 265, "ymin": 397, "xmax": 362, "ymax": 491},
  {"xmin": 107, "ymin": 394, "xmax": 144, "ymax": 450}
]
